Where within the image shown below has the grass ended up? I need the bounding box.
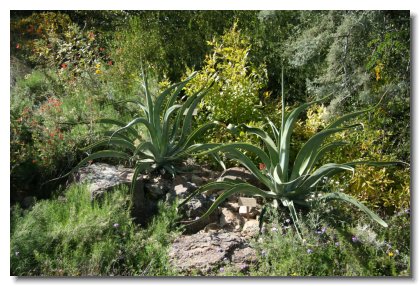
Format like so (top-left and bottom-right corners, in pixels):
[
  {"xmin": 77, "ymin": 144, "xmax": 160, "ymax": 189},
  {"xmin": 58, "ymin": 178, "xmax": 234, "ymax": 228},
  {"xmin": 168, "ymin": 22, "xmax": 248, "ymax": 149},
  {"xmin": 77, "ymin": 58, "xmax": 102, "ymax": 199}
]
[{"xmin": 10, "ymin": 183, "xmax": 181, "ymax": 276}]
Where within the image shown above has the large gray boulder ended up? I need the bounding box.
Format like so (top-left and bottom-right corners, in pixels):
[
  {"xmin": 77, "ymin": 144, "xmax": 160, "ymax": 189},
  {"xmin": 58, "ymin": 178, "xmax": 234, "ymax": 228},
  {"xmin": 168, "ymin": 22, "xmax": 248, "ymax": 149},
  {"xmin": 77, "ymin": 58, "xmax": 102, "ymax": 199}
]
[{"xmin": 71, "ymin": 163, "xmax": 135, "ymax": 199}]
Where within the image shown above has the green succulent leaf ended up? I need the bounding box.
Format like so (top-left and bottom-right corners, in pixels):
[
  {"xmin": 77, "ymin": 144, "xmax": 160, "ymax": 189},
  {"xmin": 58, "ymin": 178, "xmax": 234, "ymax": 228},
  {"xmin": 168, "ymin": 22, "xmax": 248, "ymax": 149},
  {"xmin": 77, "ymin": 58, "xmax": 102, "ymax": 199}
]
[{"xmin": 320, "ymin": 192, "xmax": 388, "ymax": 227}]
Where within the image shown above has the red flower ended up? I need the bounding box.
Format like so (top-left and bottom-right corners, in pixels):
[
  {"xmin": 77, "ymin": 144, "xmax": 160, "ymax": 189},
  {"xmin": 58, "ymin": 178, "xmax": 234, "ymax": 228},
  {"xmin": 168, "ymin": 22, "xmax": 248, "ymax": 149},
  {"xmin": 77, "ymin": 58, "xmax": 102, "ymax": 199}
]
[
  {"xmin": 107, "ymin": 60, "xmax": 113, "ymax": 66},
  {"xmin": 61, "ymin": 63, "xmax": 68, "ymax": 69},
  {"xmin": 16, "ymin": 43, "xmax": 20, "ymax": 49},
  {"xmin": 99, "ymin": 47, "xmax": 105, "ymax": 51},
  {"xmin": 259, "ymin": 163, "xmax": 266, "ymax": 170}
]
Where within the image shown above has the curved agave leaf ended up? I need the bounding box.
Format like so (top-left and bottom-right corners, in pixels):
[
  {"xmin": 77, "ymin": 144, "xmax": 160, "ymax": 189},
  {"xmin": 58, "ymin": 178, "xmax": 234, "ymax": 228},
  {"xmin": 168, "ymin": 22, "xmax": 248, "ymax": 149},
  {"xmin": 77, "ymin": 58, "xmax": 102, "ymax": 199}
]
[
  {"xmin": 228, "ymin": 123, "xmax": 278, "ymax": 167},
  {"xmin": 177, "ymin": 86, "xmax": 213, "ymax": 148},
  {"xmin": 178, "ymin": 181, "xmax": 237, "ymax": 208},
  {"xmin": 103, "ymin": 131, "xmax": 133, "ymax": 142},
  {"xmin": 170, "ymin": 86, "xmax": 206, "ymax": 141},
  {"xmin": 305, "ymin": 141, "xmax": 348, "ymax": 174},
  {"xmin": 134, "ymin": 141, "xmax": 159, "ymax": 160},
  {"xmin": 192, "ymin": 142, "xmax": 272, "ymax": 171},
  {"xmin": 80, "ymin": 138, "xmax": 136, "ymax": 153},
  {"xmin": 182, "ymin": 183, "xmax": 276, "ymax": 225},
  {"xmin": 320, "ymin": 192, "xmax": 388, "ymax": 227},
  {"xmin": 225, "ymin": 149, "xmax": 274, "ymax": 190},
  {"xmin": 290, "ymin": 124, "xmax": 361, "ymax": 180},
  {"xmin": 98, "ymin": 118, "xmax": 141, "ymax": 139},
  {"xmin": 160, "ymin": 104, "xmax": 183, "ymax": 155},
  {"xmin": 280, "ymin": 198, "xmax": 302, "ymax": 240},
  {"xmin": 130, "ymin": 161, "xmax": 153, "ymax": 193},
  {"xmin": 325, "ymin": 90, "xmax": 388, "ymax": 129},
  {"xmin": 279, "ymin": 94, "xmax": 331, "ymax": 182},
  {"xmin": 141, "ymin": 66, "xmax": 154, "ymax": 126},
  {"xmin": 111, "ymin": 117, "xmax": 158, "ymax": 148},
  {"xmin": 288, "ymin": 163, "xmax": 354, "ymax": 196},
  {"xmin": 150, "ymin": 72, "xmax": 198, "ymax": 128},
  {"xmin": 345, "ymin": 160, "xmax": 407, "ymax": 167},
  {"xmin": 266, "ymin": 117, "xmax": 280, "ymax": 145},
  {"xmin": 169, "ymin": 121, "xmax": 221, "ymax": 158}
]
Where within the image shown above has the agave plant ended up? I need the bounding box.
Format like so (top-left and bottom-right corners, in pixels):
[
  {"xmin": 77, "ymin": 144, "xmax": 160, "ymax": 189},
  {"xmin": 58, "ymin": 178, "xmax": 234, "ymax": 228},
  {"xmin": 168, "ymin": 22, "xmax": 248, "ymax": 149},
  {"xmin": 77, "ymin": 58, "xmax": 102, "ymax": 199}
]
[
  {"xmin": 65, "ymin": 70, "xmax": 219, "ymax": 192},
  {"xmin": 180, "ymin": 76, "xmax": 402, "ymax": 236}
]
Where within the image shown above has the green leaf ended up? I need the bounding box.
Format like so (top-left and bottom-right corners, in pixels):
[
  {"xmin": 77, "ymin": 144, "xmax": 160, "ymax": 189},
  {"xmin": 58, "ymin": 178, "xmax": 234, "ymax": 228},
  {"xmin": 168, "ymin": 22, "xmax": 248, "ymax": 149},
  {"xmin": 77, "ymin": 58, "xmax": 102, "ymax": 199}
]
[
  {"xmin": 183, "ymin": 183, "xmax": 275, "ymax": 225},
  {"xmin": 290, "ymin": 124, "xmax": 360, "ymax": 180},
  {"xmin": 81, "ymin": 138, "xmax": 136, "ymax": 153},
  {"xmin": 98, "ymin": 118, "xmax": 141, "ymax": 139},
  {"xmin": 320, "ymin": 192, "xmax": 388, "ymax": 227},
  {"xmin": 278, "ymin": 94, "xmax": 330, "ymax": 182}
]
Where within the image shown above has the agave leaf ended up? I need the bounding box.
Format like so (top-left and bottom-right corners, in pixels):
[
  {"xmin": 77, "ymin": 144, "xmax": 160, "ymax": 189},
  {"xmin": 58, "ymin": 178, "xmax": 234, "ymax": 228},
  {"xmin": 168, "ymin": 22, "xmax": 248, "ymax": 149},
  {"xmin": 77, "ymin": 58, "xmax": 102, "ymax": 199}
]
[
  {"xmin": 178, "ymin": 181, "xmax": 237, "ymax": 208},
  {"xmin": 98, "ymin": 118, "xmax": 141, "ymax": 139},
  {"xmin": 177, "ymin": 86, "xmax": 212, "ymax": 148},
  {"xmin": 160, "ymin": 104, "xmax": 183, "ymax": 155},
  {"xmin": 225, "ymin": 149, "xmax": 274, "ymax": 190},
  {"xmin": 169, "ymin": 121, "xmax": 220, "ymax": 157},
  {"xmin": 306, "ymin": 141, "xmax": 348, "ymax": 173},
  {"xmin": 80, "ymin": 138, "xmax": 136, "ymax": 153},
  {"xmin": 229, "ymin": 123, "xmax": 279, "ymax": 166},
  {"xmin": 111, "ymin": 117, "xmax": 158, "ymax": 148},
  {"xmin": 141, "ymin": 66, "xmax": 154, "ymax": 126},
  {"xmin": 193, "ymin": 142, "xmax": 271, "ymax": 171},
  {"xmin": 170, "ymin": 87, "xmax": 205, "ymax": 141},
  {"xmin": 183, "ymin": 183, "xmax": 276, "ymax": 225},
  {"xmin": 266, "ymin": 117, "xmax": 280, "ymax": 144},
  {"xmin": 290, "ymin": 124, "xmax": 361, "ymax": 180},
  {"xmin": 281, "ymin": 198, "xmax": 303, "ymax": 240},
  {"xmin": 320, "ymin": 192, "xmax": 388, "ymax": 227},
  {"xmin": 169, "ymin": 143, "xmax": 220, "ymax": 160},
  {"xmin": 325, "ymin": 91, "xmax": 388, "ymax": 129},
  {"xmin": 278, "ymin": 95, "xmax": 331, "ymax": 182},
  {"xmin": 163, "ymin": 72, "xmax": 198, "ymax": 113},
  {"xmin": 345, "ymin": 160, "xmax": 407, "ymax": 167},
  {"xmin": 130, "ymin": 161, "xmax": 152, "ymax": 193},
  {"xmin": 288, "ymin": 163, "xmax": 354, "ymax": 195},
  {"xmin": 134, "ymin": 141, "xmax": 159, "ymax": 159}
]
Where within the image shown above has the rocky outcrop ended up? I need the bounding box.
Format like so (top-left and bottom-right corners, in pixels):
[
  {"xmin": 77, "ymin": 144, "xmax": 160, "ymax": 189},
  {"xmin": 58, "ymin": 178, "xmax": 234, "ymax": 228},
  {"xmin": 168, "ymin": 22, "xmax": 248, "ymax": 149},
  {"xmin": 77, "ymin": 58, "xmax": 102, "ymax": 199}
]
[{"xmin": 169, "ymin": 231, "xmax": 257, "ymax": 275}]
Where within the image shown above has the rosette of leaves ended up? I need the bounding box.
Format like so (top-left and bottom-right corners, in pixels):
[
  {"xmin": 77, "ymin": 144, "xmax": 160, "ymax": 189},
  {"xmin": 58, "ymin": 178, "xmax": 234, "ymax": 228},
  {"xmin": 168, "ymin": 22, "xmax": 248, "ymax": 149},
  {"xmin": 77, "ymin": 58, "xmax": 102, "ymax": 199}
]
[
  {"xmin": 180, "ymin": 78, "xmax": 404, "ymax": 237},
  {"xmin": 66, "ymin": 70, "xmax": 219, "ymax": 192}
]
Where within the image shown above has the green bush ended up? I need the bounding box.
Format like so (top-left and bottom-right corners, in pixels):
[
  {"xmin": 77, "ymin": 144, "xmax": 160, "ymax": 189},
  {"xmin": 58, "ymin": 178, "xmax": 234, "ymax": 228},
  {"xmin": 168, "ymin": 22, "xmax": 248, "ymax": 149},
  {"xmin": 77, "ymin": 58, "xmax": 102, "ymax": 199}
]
[
  {"xmin": 184, "ymin": 22, "xmax": 267, "ymax": 126},
  {"xmin": 10, "ymin": 184, "xmax": 181, "ymax": 276},
  {"xmin": 10, "ymin": 67, "xmax": 135, "ymax": 201},
  {"xmin": 248, "ymin": 202, "xmax": 410, "ymax": 276}
]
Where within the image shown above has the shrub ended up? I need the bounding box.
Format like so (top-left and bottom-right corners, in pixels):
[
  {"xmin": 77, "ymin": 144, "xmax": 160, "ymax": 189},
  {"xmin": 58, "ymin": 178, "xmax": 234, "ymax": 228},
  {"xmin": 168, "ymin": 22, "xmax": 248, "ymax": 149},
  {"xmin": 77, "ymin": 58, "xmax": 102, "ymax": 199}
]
[
  {"xmin": 10, "ymin": 184, "xmax": 181, "ymax": 276},
  {"xmin": 184, "ymin": 21, "xmax": 267, "ymax": 126}
]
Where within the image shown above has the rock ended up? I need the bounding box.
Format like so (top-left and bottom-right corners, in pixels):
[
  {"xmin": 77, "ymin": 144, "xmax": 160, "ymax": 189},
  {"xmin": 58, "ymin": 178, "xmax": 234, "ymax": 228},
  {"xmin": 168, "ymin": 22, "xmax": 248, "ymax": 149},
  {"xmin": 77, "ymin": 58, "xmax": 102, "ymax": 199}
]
[
  {"xmin": 144, "ymin": 175, "xmax": 172, "ymax": 199},
  {"xmin": 191, "ymin": 174, "xmax": 205, "ymax": 186},
  {"xmin": 180, "ymin": 193, "xmax": 219, "ymax": 234},
  {"xmin": 231, "ymin": 247, "xmax": 258, "ymax": 272},
  {"xmin": 241, "ymin": 219, "xmax": 260, "ymax": 238},
  {"xmin": 71, "ymin": 163, "xmax": 135, "ymax": 199},
  {"xmin": 166, "ymin": 182, "xmax": 197, "ymax": 204},
  {"xmin": 169, "ymin": 231, "xmax": 255, "ymax": 275},
  {"xmin": 219, "ymin": 207, "xmax": 244, "ymax": 231},
  {"xmin": 239, "ymin": 206, "xmax": 259, "ymax": 219}
]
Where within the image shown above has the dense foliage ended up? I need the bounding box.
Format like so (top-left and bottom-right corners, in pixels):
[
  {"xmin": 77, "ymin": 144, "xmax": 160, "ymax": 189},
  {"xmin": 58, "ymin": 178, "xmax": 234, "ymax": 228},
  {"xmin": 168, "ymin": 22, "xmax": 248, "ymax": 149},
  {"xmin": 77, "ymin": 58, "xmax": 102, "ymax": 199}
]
[{"xmin": 10, "ymin": 10, "xmax": 410, "ymax": 276}]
